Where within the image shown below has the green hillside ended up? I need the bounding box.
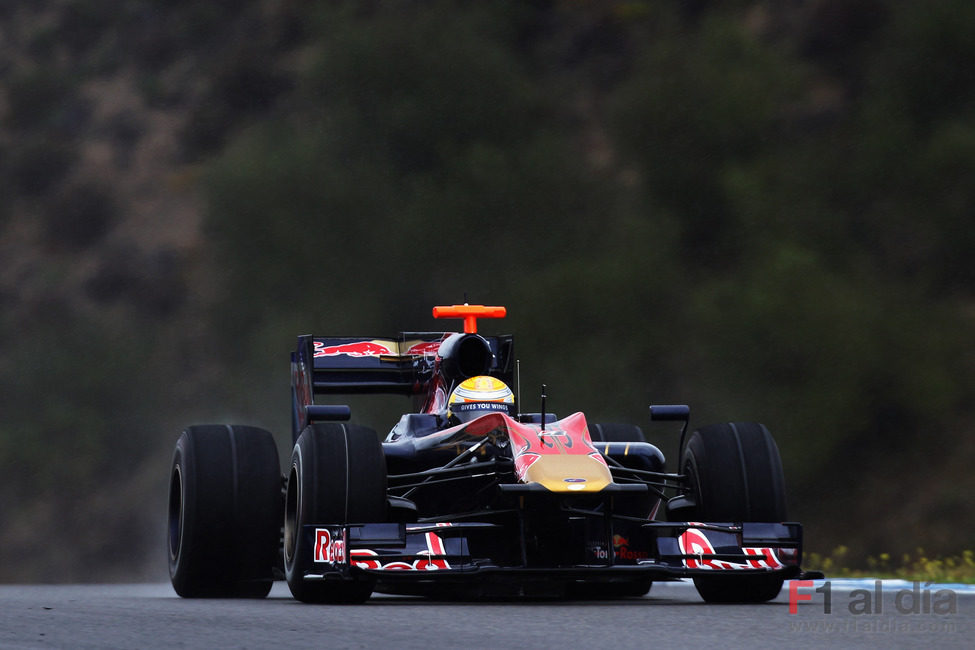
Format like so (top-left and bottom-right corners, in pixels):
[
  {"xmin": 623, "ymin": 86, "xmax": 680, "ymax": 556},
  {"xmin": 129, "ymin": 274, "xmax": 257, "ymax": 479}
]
[{"xmin": 2, "ymin": 0, "xmax": 974, "ymax": 581}]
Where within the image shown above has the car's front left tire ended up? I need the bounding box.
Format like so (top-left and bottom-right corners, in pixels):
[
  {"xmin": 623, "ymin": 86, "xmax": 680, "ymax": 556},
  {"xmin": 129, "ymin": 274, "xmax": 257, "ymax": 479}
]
[{"xmin": 681, "ymin": 422, "xmax": 788, "ymax": 603}]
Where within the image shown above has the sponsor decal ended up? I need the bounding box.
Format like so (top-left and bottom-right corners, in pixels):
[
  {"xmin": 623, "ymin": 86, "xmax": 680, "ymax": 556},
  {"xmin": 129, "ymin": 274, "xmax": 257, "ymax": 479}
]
[
  {"xmin": 291, "ymin": 362, "xmax": 312, "ymax": 414},
  {"xmin": 563, "ymin": 477, "xmax": 588, "ymax": 492},
  {"xmin": 416, "ymin": 531, "xmax": 450, "ymax": 570},
  {"xmin": 678, "ymin": 525, "xmax": 722, "ymax": 569},
  {"xmin": 678, "ymin": 524, "xmax": 782, "ymax": 570},
  {"xmin": 588, "ymin": 544, "xmax": 610, "ymax": 560},
  {"xmin": 350, "ymin": 524, "xmax": 452, "ymax": 571},
  {"xmin": 313, "ymin": 528, "xmax": 345, "ymax": 564},
  {"xmin": 350, "ymin": 549, "xmax": 396, "ymax": 570},
  {"xmin": 332, "ymin": 538, "xmax": 346, "ymax": 563},
  {"xmin": 405, "ymin": 341, "xmax": 442, "ymax": 356},
  {"xmin": 613, "ymin": 534, "xmax": 649, "ymax": 561},
  {"xmin": 314, "ymin": 341, "xmax": 393, "ymax": 358},
  {"xmin": 743, "ymin": 546, "xmax": 784, "ymax": 569},
  {"xmin": 454, "ymin": 402, "xmax": 509, "ymax": 414},
  {"xmin": 314, "ymin": 529, "xmax": 331, "ymax": 563},
  {"xmin": 589, "ymin": 536, "xmax": 650, "ymax": 561}
]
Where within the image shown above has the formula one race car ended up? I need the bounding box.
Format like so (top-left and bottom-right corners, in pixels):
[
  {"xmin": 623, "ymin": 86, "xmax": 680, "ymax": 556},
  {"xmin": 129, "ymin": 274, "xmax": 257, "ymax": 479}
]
[{"xmin": 168, "ymin": 304, "xmax": 813, "ymax": 603}]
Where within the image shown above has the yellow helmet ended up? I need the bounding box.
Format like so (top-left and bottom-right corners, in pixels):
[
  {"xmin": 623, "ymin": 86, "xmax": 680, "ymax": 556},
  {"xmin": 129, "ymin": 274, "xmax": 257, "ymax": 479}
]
[{"xmin": 447, "ymin": 376, "xmax": 514, "ymax": 422}]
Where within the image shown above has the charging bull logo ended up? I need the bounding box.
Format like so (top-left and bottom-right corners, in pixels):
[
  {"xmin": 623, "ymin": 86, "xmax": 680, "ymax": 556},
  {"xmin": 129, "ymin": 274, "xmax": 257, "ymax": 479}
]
[
  {"xmin": 613, "ymin": 534, "xmax": 648, "ymax": 561},
  {"xmin": 314, "ymin": 341, "xmax": 394, "ymax": 358}
]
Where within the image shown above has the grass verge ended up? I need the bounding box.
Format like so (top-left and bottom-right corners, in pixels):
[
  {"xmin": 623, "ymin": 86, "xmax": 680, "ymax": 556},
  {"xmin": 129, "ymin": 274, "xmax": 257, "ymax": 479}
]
[{"xmin": 805, "ymin": 547, "xmax": 975, "ymax": 584}]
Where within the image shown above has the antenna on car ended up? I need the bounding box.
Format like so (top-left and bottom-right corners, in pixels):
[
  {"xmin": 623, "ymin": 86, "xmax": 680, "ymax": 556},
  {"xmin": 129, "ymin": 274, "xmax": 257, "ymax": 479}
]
[
  {"xmin": 515, "ymin": 359, "xmax": 522, "ymax": 420},
  {"xmin": 540, "ymin": 384, "xmax": 547, "ymax": 433}
]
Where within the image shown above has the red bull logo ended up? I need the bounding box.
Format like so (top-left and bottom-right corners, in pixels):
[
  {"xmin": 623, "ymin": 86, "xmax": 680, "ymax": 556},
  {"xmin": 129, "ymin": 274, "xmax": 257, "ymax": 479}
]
[
  {"xmin": 314, "ymin": 341, "xmax": 393, "ymax": 358},
  {"xmin": 349, "ymin": 526, "xmax": 452, "ymax": 571},
  {"xmin": 313, "ymin": 528, "xmax": 345, "ymax": 563},
  {"xmin": 679, "ymin": 525, "xmax": 721, "ymax": 569},
  {"xmin": 677, "ymin": 524, "xmax": 783, "ymax": 570}
]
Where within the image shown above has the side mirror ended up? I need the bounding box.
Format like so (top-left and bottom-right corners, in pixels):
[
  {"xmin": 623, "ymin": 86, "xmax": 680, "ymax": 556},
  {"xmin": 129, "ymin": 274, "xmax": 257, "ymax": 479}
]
[{"xmin": 649, "ymin": 404, "xmax": 690, "ymax": 422}]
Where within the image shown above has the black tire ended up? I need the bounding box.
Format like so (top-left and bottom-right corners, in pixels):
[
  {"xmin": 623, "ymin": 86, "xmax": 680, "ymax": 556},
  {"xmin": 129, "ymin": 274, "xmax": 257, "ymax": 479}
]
[
  {"xmin": 284, "ymin": 423, "xmax": 387, "ymax": 603},
  {"xmin": 681, "ymin": 422, "xmax": 787, "ymax": 603},
  {"xmin": 168, "ymin": 425, "xmax": 282, "ymax": 598},
  {"xmin": 590, "ymin": 423, "xmax": 645, "ymax": 443}
]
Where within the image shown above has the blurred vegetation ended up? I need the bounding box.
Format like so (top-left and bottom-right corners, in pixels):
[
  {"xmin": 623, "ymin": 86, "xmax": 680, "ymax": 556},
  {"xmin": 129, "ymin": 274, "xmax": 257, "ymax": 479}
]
[
  {"xmin": 2, "ymin": 0, "xmax": 975, "ymax": 581},
  {"xmin": 807, "ymin": 546, "xmax": 975, "ymax": 584}
]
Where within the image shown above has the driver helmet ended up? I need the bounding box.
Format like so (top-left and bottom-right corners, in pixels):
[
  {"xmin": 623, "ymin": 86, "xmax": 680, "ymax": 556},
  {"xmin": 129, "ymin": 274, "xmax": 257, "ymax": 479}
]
[{"xmin": 447, "ymin": 376, "xmax": 515, "ymax": 423}]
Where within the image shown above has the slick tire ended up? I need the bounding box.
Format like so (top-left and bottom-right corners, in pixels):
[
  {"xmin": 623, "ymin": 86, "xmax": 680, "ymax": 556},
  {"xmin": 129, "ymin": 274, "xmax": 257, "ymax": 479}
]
[
  {"xmin": 284, "ymin": 423, "xmax": 387, "ymax": 604},
  {"xmin": 589, "ymin": 423, "xmax": 645, "ymax": 443},
  {"xmin": 168, "ymin": 425, "xmax": 282, "ymax": 598},
  {"xmin": 681, "ymin": 422, "xmax": 787, "ymax": 603}
]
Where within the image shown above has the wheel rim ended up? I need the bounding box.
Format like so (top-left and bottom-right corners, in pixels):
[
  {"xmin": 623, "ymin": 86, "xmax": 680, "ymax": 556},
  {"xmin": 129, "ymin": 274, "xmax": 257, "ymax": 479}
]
[
  {"xmin": 284, "ymin": 463, "xmax": 300, "ymax": 565},
  {"xmin": 168, "ymin": 464, "xmax": 184, "ymax": 562}
]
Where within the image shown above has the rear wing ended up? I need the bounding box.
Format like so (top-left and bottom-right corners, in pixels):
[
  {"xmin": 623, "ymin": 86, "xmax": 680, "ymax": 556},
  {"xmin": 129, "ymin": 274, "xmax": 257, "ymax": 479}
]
[{"xmin": 291, "ymin": 332, "xmax": 514, "ymax": 435}]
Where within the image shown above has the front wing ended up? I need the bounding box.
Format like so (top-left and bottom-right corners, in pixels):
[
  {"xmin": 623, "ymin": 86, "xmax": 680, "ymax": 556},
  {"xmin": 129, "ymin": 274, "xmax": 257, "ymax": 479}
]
[{"xmin": 298, "ymin": 520, "xmax": 803, "ymax": 588}]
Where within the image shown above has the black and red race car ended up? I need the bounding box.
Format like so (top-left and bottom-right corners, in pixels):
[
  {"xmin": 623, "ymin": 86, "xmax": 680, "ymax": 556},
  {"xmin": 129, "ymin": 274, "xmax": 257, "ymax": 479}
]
[{"xmin": 168, "ymin": 304, "xmax": 815, "ymax": 603}]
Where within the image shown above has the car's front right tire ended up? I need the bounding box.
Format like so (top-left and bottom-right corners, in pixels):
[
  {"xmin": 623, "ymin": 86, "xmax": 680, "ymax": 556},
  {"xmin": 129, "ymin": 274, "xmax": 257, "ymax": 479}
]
[
  {"xmin": 589, "ymin": 423, "xmax": 645, "ymax": 443},
  {"xmin": 168, "ymin": 425, "xmax": 282, "ymax": 598}
]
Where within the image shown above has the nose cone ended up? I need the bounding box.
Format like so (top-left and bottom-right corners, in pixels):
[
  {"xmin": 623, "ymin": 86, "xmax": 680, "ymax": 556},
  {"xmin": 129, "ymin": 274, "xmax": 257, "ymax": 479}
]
[
  {"xmin": 507, "ymin": 412, "xmax": 614, "ymax": 492},
  {"xmin": 520, "ymin": 453, "xmax": 613, "ymax": 492}
]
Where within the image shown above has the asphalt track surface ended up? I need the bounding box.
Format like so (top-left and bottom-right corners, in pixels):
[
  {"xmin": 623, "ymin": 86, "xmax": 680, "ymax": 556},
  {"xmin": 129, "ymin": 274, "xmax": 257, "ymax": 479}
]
[{"xmin": 0, "ymin": 580, "xmax": 971, "ymax": 649}]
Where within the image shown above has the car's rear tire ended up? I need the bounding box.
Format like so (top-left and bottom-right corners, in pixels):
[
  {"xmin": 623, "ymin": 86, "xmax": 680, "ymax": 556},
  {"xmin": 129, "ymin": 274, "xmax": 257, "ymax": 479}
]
[
  {"xmin": 284, "ymin": 422, "xmax": 387, "ymax": 604},
  {"xmin": 589, "ymin": 423, "xmax": 645, "ymax": 443},
  {"xmin": 681, "ymin": 422, "xmax": 787, "ymax": 603},
  {"xmin": 168, "ymin": 425, "xmax": 282, "ymax": 598}
]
